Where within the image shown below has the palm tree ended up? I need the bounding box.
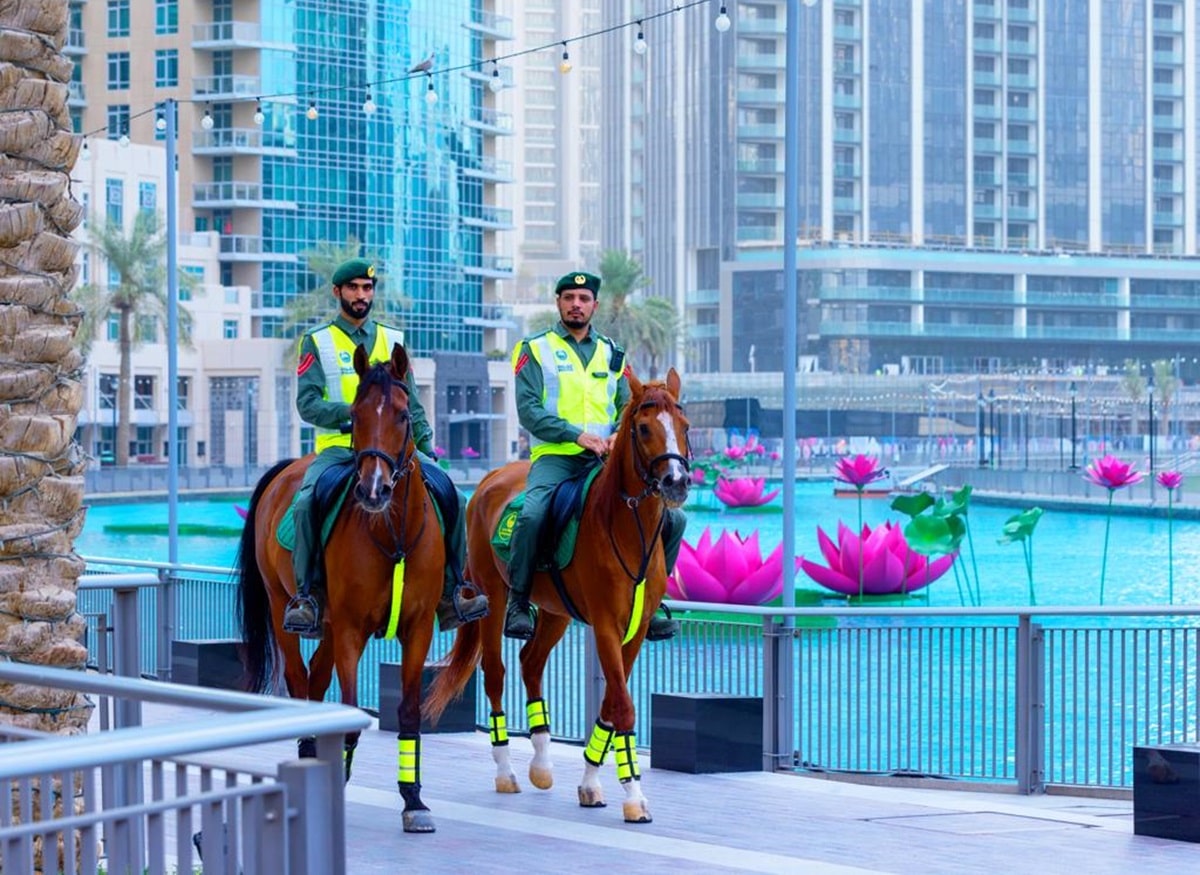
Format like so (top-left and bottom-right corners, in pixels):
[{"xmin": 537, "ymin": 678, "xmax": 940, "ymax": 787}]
[
  {"xmin": 280, "ymin": 236, "xmax": 400, "ymax": 342},
  {"xmin": 594, "ymin": 250, "xmax": 680, "ymax": 379},
  {"xmin": 76, "ymin": 211, "xmax": 195, "ymax": 466},
  {"xmin": 1, "ymin": 6, "xmax": 94, "ymax": 858}
]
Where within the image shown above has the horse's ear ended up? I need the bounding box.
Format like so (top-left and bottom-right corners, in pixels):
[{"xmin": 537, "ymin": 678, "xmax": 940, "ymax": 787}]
[
  {"xmin": 390, "ymin": 342, "xmax": 410, "ymax": 378},
  {"xmin": 625, "ymin": 365, "xmax": 643, "ymax": 398},
  {"xmin": 665, "ymin": 367, "xmax": 682, "ymax": 401},
  {"xmin": 353, "ymin": 344, "xmax": 369, "ymax": 377}
]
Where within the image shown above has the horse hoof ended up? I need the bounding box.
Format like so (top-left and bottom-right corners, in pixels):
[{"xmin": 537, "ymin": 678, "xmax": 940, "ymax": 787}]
[
  {"xmin": 529, "ymin": 765, "xmax": 554, "ymax": 791},
  {"xmin": 495, "ymin": 774, "xmax": 521, "ymax": 794},
  {"xmin": 622, "ymin": 801, "xmax": 652, "ymax": 824},
  {"xmin": 402, "ymin": 810, "xmax": 436, "ymax": 833},
  {"xmin": 577, "ymin": 786, "xmax": 606, "ymax": 808}
]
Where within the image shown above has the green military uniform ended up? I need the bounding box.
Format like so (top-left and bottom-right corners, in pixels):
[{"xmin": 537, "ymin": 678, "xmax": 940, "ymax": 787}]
[
  {"xmin": 285, "ymin": 259, "xmax": 479, "ymax": 637},
  {"xmin": 505, "ymin": 272, "xmax": 685, "ymax": 641}
]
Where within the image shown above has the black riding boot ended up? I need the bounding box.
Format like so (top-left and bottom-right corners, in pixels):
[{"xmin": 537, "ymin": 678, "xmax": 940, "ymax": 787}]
[
  {"xmin": 646, "ymin": 606, "xmax": 680, "ymax": 641},
  {"xmin": 503, "ymin": 595, "xmax": 536, "ymax": 640},
  {"xmin": 436, "ymin": 566, "xmax": 490, "ymax": 632},
  {"xmin": 283, "ymin": 564, "xmax": 324, "ymax": 639}
]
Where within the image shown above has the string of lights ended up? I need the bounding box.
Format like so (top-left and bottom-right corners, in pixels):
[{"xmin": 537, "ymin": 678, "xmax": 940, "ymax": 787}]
[{"xmin": 79, "ymin": 0, "xmax": 728, "ymax": 145}]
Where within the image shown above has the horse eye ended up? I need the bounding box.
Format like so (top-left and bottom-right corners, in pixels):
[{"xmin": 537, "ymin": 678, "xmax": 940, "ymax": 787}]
[{"xmin": 637, "ymin": 423, "xmax": 651, "ymax": 439}]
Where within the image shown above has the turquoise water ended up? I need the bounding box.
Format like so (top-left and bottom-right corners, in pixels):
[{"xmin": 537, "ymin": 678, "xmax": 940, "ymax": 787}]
[{"xmin": 77, "ymin": 483, "xmax": 1200, "ymax": 608}]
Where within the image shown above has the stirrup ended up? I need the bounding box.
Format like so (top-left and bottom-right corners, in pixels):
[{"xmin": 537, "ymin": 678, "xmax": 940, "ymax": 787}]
[
  {"xmin": 645, "ymin": 605, "xmax": 679, "ymax": 642},
  {"xmin": 503, "ymin": 602, "xmax": 536, "ymax": 641},
  {"xmin": 437, "ymin": 586, "xmax": 490, "ymax": 632},
  {"xmin": 282, "ymin": 594, "xmax": 322, "ymax": 638}
]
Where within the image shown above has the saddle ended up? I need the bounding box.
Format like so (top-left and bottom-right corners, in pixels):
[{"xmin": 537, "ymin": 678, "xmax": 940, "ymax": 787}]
[
  {"xmin": 276, "ymin": 457, "xmax": 453, "ymax": 551},
  {"xmin": 491, "ymin": 463, "xmax": 602, "ymax": 570}
]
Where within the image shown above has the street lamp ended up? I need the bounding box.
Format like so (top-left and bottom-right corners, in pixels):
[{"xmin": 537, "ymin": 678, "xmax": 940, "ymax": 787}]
[
  {"xmin": 988, "ymin": 388, "xmax": 997, "ymax": 468},
  {"xmin": 1068, "ymin": 380, "xmax": 1078, "ymax": 470},
  {"xmin": 1148, "ymin": 373, "xmax": 1156, "ymax": 477},
  {"xmin": 977, "ymin": 390, "xmax": 986, "ymax": 468}
]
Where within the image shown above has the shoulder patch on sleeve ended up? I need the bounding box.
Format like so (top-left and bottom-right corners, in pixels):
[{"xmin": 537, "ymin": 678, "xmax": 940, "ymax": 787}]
[
  {"xmin": 297, "ymin": 351, "xmax": 316, "ymax": 376},
  {"xmin": 514, "ymin": 352, "xmax": 530, "ymax": 375}
]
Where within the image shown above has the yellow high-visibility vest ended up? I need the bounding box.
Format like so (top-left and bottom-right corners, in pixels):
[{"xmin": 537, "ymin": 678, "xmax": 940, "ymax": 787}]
[
  {"xmin": 311, "ymin": 323, "xmax": 404, "ymax": 452},
  {"xmin": 520, "ymin": 332, "xmax": 619, "ymax": 460}
]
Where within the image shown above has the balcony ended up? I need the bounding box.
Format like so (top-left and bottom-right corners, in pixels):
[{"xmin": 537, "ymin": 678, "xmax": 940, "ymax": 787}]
[
  {"xmin": 737, "ymin": 53, "xmax": 785, "ymax": 71},
  {"xmin": 738, "ymin": 158, "xmax": 785, "ymax": 174},
  {"xmin": 464, "ymin": 108, "xmax": 513, "ymax": 136},
  {"xmin": 1153, "ymin": 178, "xmax": 1183, "ymax": 195},
  {"xmin": 736, "ymin": 226, "xmax": 778, "ymax": 243},
  {"xmin": 461, "ymin": 156, "xmax": 514, "ymax": 183},
  {"xmin": 737, "ymin": 192, "xmax": 785, "ymax": 209},
  {"xmin": 191, "ymin": 75, "xmax": 260, "ymax": 101},
  {"xmin": 1154, "ymin": 112, "xmax": 1183, "ymax": 130},
  {"xmin": 833, "ymin": 92, "xmax": 862, "ymax": 110},
  {"xmin": 192, "ymin": 182, "xmax": 296, "ymax": 210},
  {"xmin": 1153, "ymin": 210, "xmax": 1183, "ymax": 226},
  {"xmin": 686, "ymin": 288, "xmax": 720, "ymax": 307},
  {"xmin": 1153, "ymin": 82, "xmax": 1183, "ymax": 97},
  {"xmin": 463, "ymin": 302, "xmax": 518, "ymax": 329},
  {"xmin": 192, "ymin": 127, "xmax": 297, "ymax": 157},
  {"xmin": 1007, "ymin": 106, "xmax": 1036, "ymax": 122},
  {"xmin": 738, "ymin": 123, "xmax": 786, "ymax": 139},
  {"xmin": 738, "ymin": 17, "xmax": 785, "ymax": 35},
  {"xmin": 464, "ymin": 9, "xmax": 513, "ymax": 40},
  {"xmin": 218, "ymin": 235, "xmax": 298, "ymax": 263},
  {"xmin": 462, "ymin": 255, "xmax": 515, "ymax": 279},
  {"xmin": 64, "ymin": 29, "xmax": 85, "ymax": 55},
  {"xmin": 738, "ymin": 88, "xmax": 783, "ymax": 104},
  {"xmin": 462, "ymin": 205, "xmax": 514, "ymax": 231},
  {"xmin": 192, "ymin": 21, "xmax": 295, "ymax": 51}
]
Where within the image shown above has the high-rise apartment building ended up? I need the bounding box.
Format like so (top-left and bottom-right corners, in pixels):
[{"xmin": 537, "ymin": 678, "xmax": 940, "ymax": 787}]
[
  {"xmin": 619, "ymin": 0, "xmax": 1200, "ymax": 381},
  {"xmin": 69, "ymin": 0, "xmax": 518, "ymax": 462}
]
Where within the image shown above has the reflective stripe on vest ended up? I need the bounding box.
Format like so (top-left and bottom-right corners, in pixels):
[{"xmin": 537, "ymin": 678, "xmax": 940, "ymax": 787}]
[
  {"xmin": 527, "ymin": 333, "xmax": 618, "ymax": 461},
  {"xmin": 312, "ymin": 323, "xmax": 404, "ymax": 452}
]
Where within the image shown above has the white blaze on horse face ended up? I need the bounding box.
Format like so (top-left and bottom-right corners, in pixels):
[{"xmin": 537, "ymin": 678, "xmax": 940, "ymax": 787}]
[{"xmin": 656, "ymin": 409, "xmax": 687, "ymax": 480}]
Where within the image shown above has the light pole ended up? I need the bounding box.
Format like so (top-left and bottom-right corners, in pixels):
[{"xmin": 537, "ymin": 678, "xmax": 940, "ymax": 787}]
[
  {"xmin": 1068, "ymin": 380, "xmax": 1078, "ymax": 470},
  {"xmin": 1149, "ymin": 373, "xmax": 1156, "ymax": 478},
  {"xmin": 988, "ymin": 388, "xmax": 996, "ymax": 468},
  {"xmin": 977, "ymin": 390, "xmax": 986, "ymax": 468}
]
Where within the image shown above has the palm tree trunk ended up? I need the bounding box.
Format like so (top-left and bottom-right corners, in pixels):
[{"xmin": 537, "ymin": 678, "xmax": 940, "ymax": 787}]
[{"xmin": 117, "ymin": 308, "xmax": 132, "ymax": 465}]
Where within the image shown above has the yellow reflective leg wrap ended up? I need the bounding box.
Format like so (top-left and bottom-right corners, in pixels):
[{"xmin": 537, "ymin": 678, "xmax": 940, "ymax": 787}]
[
  {"xmin": 488, "ymin": 711, "xmax": 509, "ymax": 747},
  {"xmin": 584, "ymin": 719, "xmax": 615, "ymax": 767},
  {"xmin": 526, "ymin": 698, "xmax": 550, "ymax": 735},
  {"xmin": 396, "ymin": 734, "xmax": 420, "ymax": 786},
  {"xmin": 613, "ymin": 731, "xmax": 640, "ymax": 783}
]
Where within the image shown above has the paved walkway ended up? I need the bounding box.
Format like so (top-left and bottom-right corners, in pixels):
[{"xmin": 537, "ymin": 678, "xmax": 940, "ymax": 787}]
[{"xmin": 174, "ymin": 705, "xmax": 1198, "ymax": 875}]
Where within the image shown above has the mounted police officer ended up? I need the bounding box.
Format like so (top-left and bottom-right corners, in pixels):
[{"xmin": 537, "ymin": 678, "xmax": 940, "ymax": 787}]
[
  {"xmin": 504, "ymin": 270, "xmax": 684, "ymax": 641},
  {"xmin": 282, "ymin": 257, "xmax": 488, "ymax": 638}
]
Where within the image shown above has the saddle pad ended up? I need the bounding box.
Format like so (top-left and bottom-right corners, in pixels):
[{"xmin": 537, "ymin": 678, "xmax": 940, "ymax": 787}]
[{"xmin": 491, "ymin": 465, "xmax": 602, "ymax": 569}]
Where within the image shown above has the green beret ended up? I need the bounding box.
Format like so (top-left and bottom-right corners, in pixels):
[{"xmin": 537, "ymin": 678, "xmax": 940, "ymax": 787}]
[
  {"xmin": 554, "ymin": 271, "xmax": 601, "ymax": 296},
  {"xmin": 332, "ymin": 258, "xmax": 376, "ymax": 287}
]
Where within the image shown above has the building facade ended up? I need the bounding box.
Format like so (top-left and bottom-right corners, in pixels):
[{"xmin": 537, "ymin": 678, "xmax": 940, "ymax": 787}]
[{"xmin": 68, "ymin": 0, "xmax": 519, "ymax": 463}]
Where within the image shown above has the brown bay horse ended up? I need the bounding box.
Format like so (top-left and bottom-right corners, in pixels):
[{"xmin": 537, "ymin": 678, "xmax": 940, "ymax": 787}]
[
  {"xmin": 424, "ymin": 368, "xmax": 691, "ymax": 823},
  {"xmin": 237, "ymin": 344, "xmax": 444, "ymax": 833}
]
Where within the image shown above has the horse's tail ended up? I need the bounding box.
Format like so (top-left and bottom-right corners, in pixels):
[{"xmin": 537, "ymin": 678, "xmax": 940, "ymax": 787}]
[
  {"xmin": 235, "ymin": 458, "xmax": 295, "ymax": 693},
  {"xmin": 422, "ymin": 616, "xmax": 483, "ymax": 725}
]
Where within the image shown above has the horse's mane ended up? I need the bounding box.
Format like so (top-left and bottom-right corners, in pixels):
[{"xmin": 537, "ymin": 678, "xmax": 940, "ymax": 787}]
[
  {"xmin": 354, "ymin": 360, "xmax": 409, "ymax": 403},
  {"xmin": 589, "ymin": 379, "xmax": 677, "ymax": 522}
]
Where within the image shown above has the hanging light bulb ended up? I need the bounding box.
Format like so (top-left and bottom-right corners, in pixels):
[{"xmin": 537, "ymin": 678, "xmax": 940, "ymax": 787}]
[
  {"xmin": 80, "ymin": 138, "xmax": 91, "ymax": 161},
  {"xmin": 488, "ymin": 61, "xmax": 504, "ymax": 93},
  {"xmin": 558, "ymin": 42, "xmax": 572, "ymax": 74},
  {"xmin": 253, "ymin": 100, "xmax": 265, "ymax": 126},
  {"xmin": 362, "ymin": 90, "xmax": 377, "ymax": 114},
  {"xmin": 715, "ymin": 4, "xmax": 732, "ymax": 32},
  {"xmin": 155, "ymin": 114, "xmax": 166, "ymax": 131},
  {"xmin": 306, "ymin": 101, "xmax": 319, "ymax": 120},
  {"xmin": 118, "ymin": 133, "xmax": 130, "ymax": 148},
  {"xmin": 634, "ymin": 22, "xmax": 647, "ymax": 55},
  {"xmin": 424, "ymin": 76, "xmax": 438, "ymax": 105},
  {"xmin": 200, "ymin": 106, "xmax": 214, "ymax": 130}
]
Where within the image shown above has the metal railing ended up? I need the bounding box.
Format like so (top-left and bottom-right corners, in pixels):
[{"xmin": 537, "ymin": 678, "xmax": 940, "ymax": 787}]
[
  {"xmin": 75, "ymin": 558, "xmax": 1200, "ymax": 797},
  {"xmin": 1, "ymin": 572, "xmax": 369, "ymax": 875}
]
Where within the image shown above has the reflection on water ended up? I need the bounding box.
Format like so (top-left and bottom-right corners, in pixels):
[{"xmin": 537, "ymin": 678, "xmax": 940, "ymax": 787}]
[{"xmin": 78, "ymin": 483, "xmax": 1199, "ymax": 607}]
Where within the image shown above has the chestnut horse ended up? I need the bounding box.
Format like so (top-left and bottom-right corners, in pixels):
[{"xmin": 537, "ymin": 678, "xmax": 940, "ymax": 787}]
[
  {"xmin": 237, "ymin": 344, "xmax": 443, "ymax": 833},
  {"xmin": 424, "ymin": 368, "xmax": 690, "ymax": 823}
]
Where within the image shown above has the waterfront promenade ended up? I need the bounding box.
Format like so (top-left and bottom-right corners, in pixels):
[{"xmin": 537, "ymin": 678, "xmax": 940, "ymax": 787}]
[{"xmin": 157, "ymin": 700, "xmax": 1198, "ymax": 875}]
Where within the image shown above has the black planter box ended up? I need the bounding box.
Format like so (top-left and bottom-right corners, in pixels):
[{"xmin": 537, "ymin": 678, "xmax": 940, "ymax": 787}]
[
  {"xmin": 378, "ymin": 662, "xmax": 477, "ymax": 734},
  {"xmin": 172, "ymin": 639, "xmax": 245, "ymax": 691},
  {"xmin": 1134, "ymin": 744, "xmax": 1200, "ymax": 842},
  {"xmin": 650, "ymin": 692, "xmax": 762, "ymax": 773}
]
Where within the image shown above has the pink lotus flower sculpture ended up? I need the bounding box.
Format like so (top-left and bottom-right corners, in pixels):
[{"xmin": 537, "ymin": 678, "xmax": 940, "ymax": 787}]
[
  {"xmin": 713, "ymin": 476, "xmax": 780, "ymax": 508},
  {"xmin": 669, "ymin": 527, "xmax": 788, "ymax": 605},
  {"xmin": 800, "ymin": 521, "xmax": 957, "ymax": 597},
  {"xmin": 833, "ymin": 454, "xmax": 889, "ymax": 491},
  {"xmin": 1082, "ymin": 454, "xmax": 1143, "ymax": 605},
  {"xmin": 723, "ymin": 445, "xmax": 748, "ymax": 463},
  {"xmin": 463, "ymin": 446, "xmax": 480, "ymax": 459},
  {"xmin": 1157, "ymin": 470, "xmax": 1184, "ymax": 605}
]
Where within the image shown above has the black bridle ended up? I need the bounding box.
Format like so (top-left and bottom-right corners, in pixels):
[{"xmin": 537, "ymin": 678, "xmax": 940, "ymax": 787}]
[{"xmin": 350, "ymin": 365, "xmax": 425, "ymax": 561}]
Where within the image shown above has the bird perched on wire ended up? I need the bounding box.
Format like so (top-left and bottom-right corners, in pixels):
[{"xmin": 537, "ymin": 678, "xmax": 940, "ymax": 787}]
[{"xmin": 408, "ymin": 53, "xmax": 434, "ymax": 74}]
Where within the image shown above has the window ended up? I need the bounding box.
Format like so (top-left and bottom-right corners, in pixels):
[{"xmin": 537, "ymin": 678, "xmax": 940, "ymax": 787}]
[
  {"xmin": 98, "ymin": 374, "xmax": 117, "ymax": 409},
  {"xmin": 106, "ymin": 52, "xmax": 130, "ymax": 89},
  {"xmin": 223, "ymin": 319, "xmax": 239, "ymax": 339},
  {"xmin": 106, "ymin": 0, "xmax": 129, "ymax": 36},
  {"xmin": 155, "ymin": 0, "xmax": 178, "ymax": 34},
  {"xmin": 137, "ymin": 315, "xmax": 157, "ymax": 343},
  {"xmin": 107, "ymin": 264, "xmax": 121, "ymax": 291},
  {"xmin": 132, "ymin": 427, "xmax": 154, "ymax": 458},
  {"xmin": 106, "ymin": 104, "xmax": 129, "ymax": 141},
  {"xmin": 154, "ymin": 49, "xmax": 178, "ymax": 87},
  {"xmin": 134, "ymin": 375, "xmax": 155, "ymax": 409},
  {"xmin": 80, "ymin": 251, "xmax": 90, "ymax": 284},
  {"xmin": 105, "ymin": 312, "xmax": 119, "ymax": 341},
  {"xmin": 176, "ymin": 376, "xmax": 190, "ymax": 410},
  {"xmin": 105, "ymin": 178, "xmax": 123, "ymax": 225},
  {"xmin": 138, "ymin": 181, "xmax": 156, "ymax": 215}
]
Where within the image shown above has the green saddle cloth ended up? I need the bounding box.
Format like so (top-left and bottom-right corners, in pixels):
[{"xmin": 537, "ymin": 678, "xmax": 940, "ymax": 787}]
[
  {"xmin": 276, "ymin": 478, "xmax": 446, "ymax": 551},
  {"xmin": 491, "ymin": 465, "xmax": 602, "ymax": 570}
]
